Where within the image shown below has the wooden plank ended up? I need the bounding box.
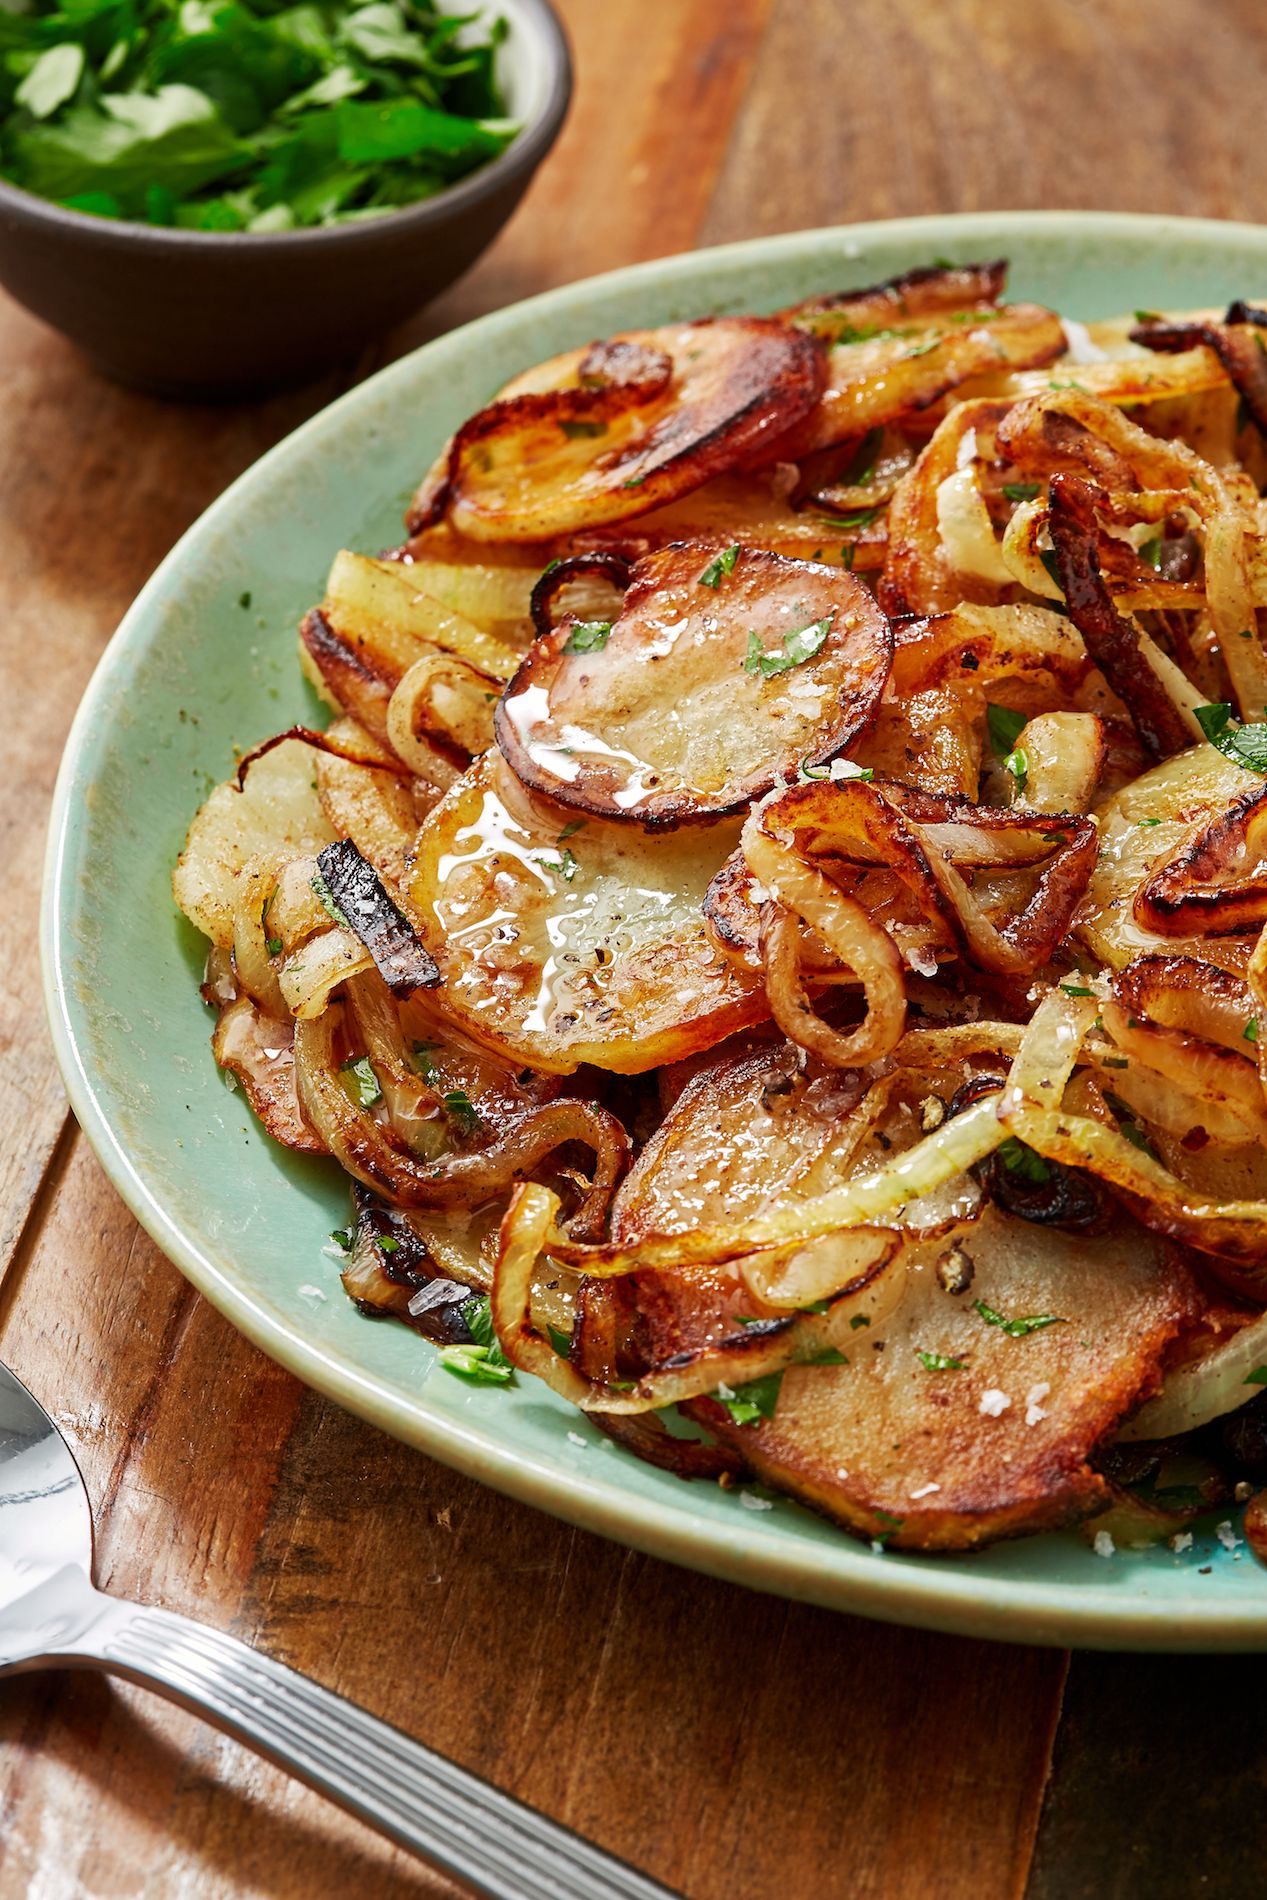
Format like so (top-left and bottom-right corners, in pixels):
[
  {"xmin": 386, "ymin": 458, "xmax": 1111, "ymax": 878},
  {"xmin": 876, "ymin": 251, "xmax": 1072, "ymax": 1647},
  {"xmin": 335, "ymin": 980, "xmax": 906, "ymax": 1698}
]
[{"xmin": 697, "ymin": 0, "xmax": 1265, "ymax": 246}]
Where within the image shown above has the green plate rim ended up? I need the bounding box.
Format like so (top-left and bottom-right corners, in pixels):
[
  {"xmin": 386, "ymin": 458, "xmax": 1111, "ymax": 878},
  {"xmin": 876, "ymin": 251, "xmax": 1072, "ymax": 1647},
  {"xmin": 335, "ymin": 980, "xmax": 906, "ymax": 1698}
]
[{"xmin": 41, "ymin": 208, "xmax": 1267, "ymax": 1651}]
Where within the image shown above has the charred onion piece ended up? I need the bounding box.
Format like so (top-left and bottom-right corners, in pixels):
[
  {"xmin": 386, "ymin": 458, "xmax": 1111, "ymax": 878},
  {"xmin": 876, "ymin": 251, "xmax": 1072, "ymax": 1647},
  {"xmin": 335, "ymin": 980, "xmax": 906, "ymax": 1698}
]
[
  {"xmin": 496, "ymin": 542, "xmax": 894, "ymax": 828},
  {"xmin": 345, "ymin": 1188, "xmax": 481, "ymax": 1342},
  {"xmin": 1046, "ymin": 474, "xmax": 1194, "ymax": 758},
  {"xmin": 528, "ymin": 551, "xmax": 633, "ymax": 638},
  {"xmin": 236, "ymin": 720, "xmax": 411, "ymax": 786},
  {"xmin": 435, "ymin": 318, "xmax": 825, "ymax": 542},
  {"xmin": 781, "ymin": 258, "xmax": 1009, "ymax": 337},
  {"xmin": 1134, "ymin": 783, "xmax": 1267, "ymax": 937},
  {"xmin": 1131, "ymin": 312, "xmax": 1267, "ymax": 437},
  {"xmin": 315, "ymin": 839, "xmax": 440, "ymax": 998}
]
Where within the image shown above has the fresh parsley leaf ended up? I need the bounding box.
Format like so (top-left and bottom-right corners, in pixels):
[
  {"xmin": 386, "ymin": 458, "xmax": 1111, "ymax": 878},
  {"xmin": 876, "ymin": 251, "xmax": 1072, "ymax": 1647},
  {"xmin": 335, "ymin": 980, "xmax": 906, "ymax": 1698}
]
[
  {"xmin": 411, "ymin": 1040, "xmax": 441, "ymax": 1084},
  {"xmin": 986, "ymin": 703, "xmax": 1027, "ymax": 756},
  {"xmin": 698, "ymin": 544, "xmax": 740, "ymax": 588},
  {"xmin": 311, "ymin": 870, "xmax": 350, "ymax": 927},
  {"xmin": 1039, "ymin": 548, "xmax": 1063, "ymax": 590},
  {"xmin": 330, "ymin": 1226, "xmax": 354, "ymax": 1253},
  {"xmin": 1060, "ymin": 983, "xmax": 1094, "ymax": 997},
  {"xmin": 1002, "ymin": 481, "xmax": 1041, "ymax": 503},
  {"xmin": 716, "ymin": 1370, "xmax": 783, "ymax": 1426},
  {"xmin": 443, "ymin": 1088, "xmax": 482, "ymax": 1131},
  {"xmin": 535, "ymin": 847, "xmax": 578, "ymax": 882},
  {"xmin": 974, "ymin": 1299, "xmax": 1067, "ymax": 1338},
  {"xmin": 16, "ymin": 44, "xmax": 84, "ymax": 121},
  {"xmin": 1245, "ymin": 1367, "xmax": 1267, "ymax": 1386},
  {"xmin": 997, "ymin": 1135, "xmax": 1052, "ymax": 1183},
  {"xmin": 1003, "ymin": 745, "xmax": 1029, "ymax": 792},
  {"xmin": 743, "ymin": 614, "xmax": 834, "ymax": 680},
  {"xmin": 558, "ymin": 418, "xmax": 608, "ymax": 440},
  {"xmin": 1246, "ymin": 1017, "xmax": 1260, "ymax": 1045},
  {"xmin": 1139, "ymin": 533, "xmax": 1163, "ymax": 570},
  {"xmin": 563, "ymin": 620, "xmax": 612, "ymax": 655},
  {"xmin": 339, "ymin": 1053, "xmax": 381, "ymax": 1109},
  {"xmin": 376, "ymin": 1235, "xmax": 400, "ymax": 1254},
  {"xmin": 917, "ymin": 1350, "xmax": 965, "ymax": 1371},
  {"xmin": 557, "ymin": 819, "xmax": 586, "ymax": 842},
  {"xmin": 849, "ymin": 1314, "xmax": 871, "ymax": 1330},
  {"xmin": 1194, "ymin": 702, "xmax": 1267, "ymax": 775},
  {"xmin": 463, "ymin": 1294, "xmax": 510, "ymax": 1368},
  {"xmin": 438, "ymin": 1344, "xmax": 513, "ymax": 1386},
  {"xmin": 1134, "ymin": 309, "xmax": 1163, "ymax": 324},
  {"xmin": 547, "ymin": 1325, "xmax": 572, "ymax": 1358}
]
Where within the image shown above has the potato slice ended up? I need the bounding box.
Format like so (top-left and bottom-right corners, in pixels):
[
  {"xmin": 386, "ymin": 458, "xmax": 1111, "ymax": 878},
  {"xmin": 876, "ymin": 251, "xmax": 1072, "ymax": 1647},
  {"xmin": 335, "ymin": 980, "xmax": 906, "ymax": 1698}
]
[
  {"xmin": 494, "ymin": 543, "xmax": 892, "ymax": 827},
  {"xmin": 173, "ymin": 736, "xmax": 336, "ymax": 949},
  {"xmin": 687, "ymin": 1205, "xmax": 1199, "ymax": 1550},
  {"xmin": 406, "ymin": 750, "xmax": 764, "ymax": 1073},
  {"xmin": 437, "ymin": 320, "xmax": 825, "ymax": 543}
]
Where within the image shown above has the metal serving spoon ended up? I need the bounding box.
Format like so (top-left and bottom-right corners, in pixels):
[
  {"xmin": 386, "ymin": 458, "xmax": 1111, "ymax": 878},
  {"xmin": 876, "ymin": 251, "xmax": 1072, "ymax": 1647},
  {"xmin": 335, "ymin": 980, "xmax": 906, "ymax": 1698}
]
[{"xmin": 0, "ymin": 1361, "xmax": 679, "ymax": 1899}]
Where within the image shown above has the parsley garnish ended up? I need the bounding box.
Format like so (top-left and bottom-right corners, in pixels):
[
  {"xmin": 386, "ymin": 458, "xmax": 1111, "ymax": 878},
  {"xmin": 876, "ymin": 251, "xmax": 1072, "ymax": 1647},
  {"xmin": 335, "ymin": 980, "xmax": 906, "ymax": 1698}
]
[
  {"xmin": 330, "ymin": 1227, "xmax": 354, "ymax": 1253},
  {"xmin": 1003, "ymin": 745, "xmax": 1029, "ymax": 793},
  {"xmin": 1246, "ymin": 1017, "xmax": 1260, "ymax": 1044},
  {"xmin": 535, "ymin": 847, "xmax": 578, "ymax": 882},
  {"xmin": 997, "ymin": 1135, "xmax": 1052, "ymax": 1183},
  {"xmin": 849, "ymin": 1314, "xmax": 871, "ymax": 1330},
  {"xmin": 1245, "ymin": 1367, "xmax": 1267, "ymax": 1386},
  {"xmin": 1139, "ymin": 534, "xmax": 1163, "ymax": 570},
  {"xmin": 974, "ymin": 1299, "xmax": 1067, "ymax": 1337},
  {"xmin": 443, "ymin": 1088, "xmax": 482, "ymax": 1131},
  {"xmin": 411, "ymin": 1040, "xmax": 441, "ymax": 1084},
  {"xmin": 547, "ymin": 1325, "xmax": 572, "ymax": 1358},
  {"xmin": 917, "ymin": 1350, "xmax": 966, "ymax": 1371},
  {"xmin": 698, "ymin": 544, "xmax": 740, "ymax": 588},
  {"xmin": 438, "ymin": 1344, "xmax": 513, "ymax": 1385},
  {"xmin": 1134, "ymin": 309, "xmax": 1163, "ymax": 324},
  {"xmin": 986, "ymin": 703, "xmax": 1027, "ymax": 756},
  {"xmin": 563, "ymin": 620, "xmax": 612, "ymax": 655},
  {"xmin": 559, "ymin": 419, "xmax": 608, "ymax": 440},
  {"xmin": 817, "ymin": 505, "xmax": 883, "ymax": 532},
  {"xmin": 1039, "ymin": 548, "xmax": 1063, "ymax": 590},
  {"xmin": 0, "ymin": 3, "xmax": 517, "ymax": 231},
  {"xmin": 1060, "ymin": 983, "xmax": 1094, "ymax": 997},
  {"xmin": 744, "ymin": 614, "xmax": 834, "ymax": 680},
  {"xmin": 261, "ymin": 880, "xmax": 281, "ymax": 955},
  {"xmin": 716, "ymin": 1370, "xmax": 782, "ymax": 1425},
  {"xmin": 311, "ymin": 870, "xmax": 349, "ymax": 927},
  {"xmin": 1002, "ymin": 481, "xmax": 1041, "ymax": 503},
  {"xmin": 376, "ymin": 1235, "xmax": 400, "ymax": 1254},
  {"xmin": 557, "ymin": 819, "xmax": 586, "ymax": 842},
  {"xmin": 339, "ymin": 1054, "xmax": 381, "ymax": 1109},
  {"xmin": 1194, "ymin": 702, "xmax": 1267, "ymax": 774}
]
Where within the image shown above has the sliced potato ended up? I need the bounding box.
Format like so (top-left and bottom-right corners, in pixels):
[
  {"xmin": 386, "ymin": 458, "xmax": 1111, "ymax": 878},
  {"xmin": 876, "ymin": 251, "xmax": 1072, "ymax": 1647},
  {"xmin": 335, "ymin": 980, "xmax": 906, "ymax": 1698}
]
[
  {"xmin": 439, "ymin": 319, "xmax": 825, "ymax": 542},
  {"xmin": 686, "ymin": 1206, "xmax": 1199, "ymax": 1549},
  {"xmin": 494, "ymin": 543, "xmax": 892, "ymax": 827},
  {"xmin": 173, "ymin": 737, "xmax": 336, "ymax": 948},
  {"xmin": 406, "ymin": 750, "xmax": 765, "ymax": 1073},
  {"xmin": 212, "ymin": 999, "xmax": 323, "ymax": 1154}
]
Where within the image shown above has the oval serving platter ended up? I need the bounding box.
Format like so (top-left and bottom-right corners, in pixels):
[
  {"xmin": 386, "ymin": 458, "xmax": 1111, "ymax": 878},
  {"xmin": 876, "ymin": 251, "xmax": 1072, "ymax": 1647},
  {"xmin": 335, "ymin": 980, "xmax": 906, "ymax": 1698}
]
[{"xmin": 42, "ymin": 211, "xmax": 1267, "ymax": 1651}]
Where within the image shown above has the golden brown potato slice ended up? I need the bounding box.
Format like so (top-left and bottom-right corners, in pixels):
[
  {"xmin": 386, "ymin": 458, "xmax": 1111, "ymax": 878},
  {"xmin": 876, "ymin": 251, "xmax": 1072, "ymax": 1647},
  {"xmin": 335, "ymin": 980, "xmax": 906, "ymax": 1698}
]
[
  {"xmin": 435, "ymin": 320, "xmax": 825, "ymax": 542},
  {"xmin": 686, "ymin": 1206, "xmax": 1199, "ymax": 1550},
  {"xmin": 770, "ymin": 261, "xmax": 1064, "ymax": 458},
  {"xmin": 406, "ymin": 750, "xmax": 765, "ymax": 1073},
  {"xmin": 494, "ymin": 543, "xmax": 892, "ymax": 828},
  {"xmin": 212, "ymin": 999, "xmax": 323, "ymax": 1154}
]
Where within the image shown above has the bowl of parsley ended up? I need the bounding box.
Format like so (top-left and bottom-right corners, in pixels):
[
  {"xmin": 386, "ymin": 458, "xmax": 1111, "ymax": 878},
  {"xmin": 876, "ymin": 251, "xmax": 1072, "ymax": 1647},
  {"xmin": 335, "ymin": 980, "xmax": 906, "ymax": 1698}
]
[{"xmin": 0, "ymin": 0, "xmax": 570, "ymax": 396}]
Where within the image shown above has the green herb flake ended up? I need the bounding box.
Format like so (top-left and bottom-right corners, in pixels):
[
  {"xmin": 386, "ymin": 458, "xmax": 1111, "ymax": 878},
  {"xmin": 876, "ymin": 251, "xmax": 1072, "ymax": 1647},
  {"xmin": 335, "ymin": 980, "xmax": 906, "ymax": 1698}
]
[
  {"xmin": 997, "ymin": 1135, "xmax": 1052, "ymax": 1184},
  {"xmin": 974, "ymin": 1298, "xmax": 1067, "ymax": 1338},
  {"xmin": 563, "ymin": 620, "xmax": 613, "ymax": 655},
  {"xmin": 442, "ymin": 1088, "xmax": 482, "ymax": 1131},
  {"xmin": 311, "ymin": 870, "xmax": 350, "ymax": 927},
  {"xmin": 438, "ymin": 1344, "xmax": 513, "ymax": 1386},
  {"xmin": 716, "ymin": 1370, "xmax": 783, "ymax": 1426},
  {"xmin": 1245, "ymin": 1367, "xmax": 1267, "ymax": 1386},
  {"xmin": 535, "ymin": 847, "xmax": 578, "ymax": 882},
  {"xmin": 1003, "ymin": 745, "xmax": 1029, "ymax": 792},
  {"xmin": 376, "ymin": 1235, "xmax": 400, "ymax": 1254},
  {"xmin": 557, "ymin": 819, "xmax": 586, "ymax": 842},
  {"xmin": 1139, "ymin": 534, "xmax": 1163, "ymax": 570},
  {"xmin": 559, "ymin": 418, "xmax": 608, "ymax": 440},
  {"xmin": 744, "ymin": 614, "xmax": 834, "ymax": 680},
  {"xmin": 330, "ymin": 1227, "xmax": 354, "ymax": 1253},
  {"xmin": 1001, "ymin": 482, "xmax": 1041, "ymax": 503},
  {"xmin": 1137, "ymin": 816, "xmax": 1162, "ymax": 827},
  {"xmin": 1134, "ymin": 309, "xmax": 1163, "ymax": 324},
  {"xmin": 1039, "ymin": 548, "xmax": 1063, "ymax": 591},
  {"xmin": 986, "ymin": 703, "xmax": 1027, "ymax": 757},
  {"xmin": 1102, "ymin": 1055, "xmax": 1130, "ymax": 1069},
  {"xmin": 339, "ymin": 1053, "xmax": 381, "ymax": 1109},
  {"xmin": 1194, "ymin": 702, "xmax": 1267, "ymax": 775},
  {"xmin": 1060, "ymin": 983, "xmax": 1094, "ymax": 997},
  {"xmin": 1247, "ymin": 1017, "xmax": 1260, "ymax": 1045},
  {"xmin": 698, "ymin": 544, "xmax": 740, "ymax": 588},
  {"xmin": 238, "ymin": 590, "xmax": 252, "ymax": 610},
  {"xmin": 547, "ymin": 1325, "xmax": 572, "ymax": 1359},
  {"xmin": 917, "ymin": 1350, "xmax": 966, "ymax": 1372},
  {"xmin": 849, "ymin": 1314, "xmax": 872, "ymax": 1330}
]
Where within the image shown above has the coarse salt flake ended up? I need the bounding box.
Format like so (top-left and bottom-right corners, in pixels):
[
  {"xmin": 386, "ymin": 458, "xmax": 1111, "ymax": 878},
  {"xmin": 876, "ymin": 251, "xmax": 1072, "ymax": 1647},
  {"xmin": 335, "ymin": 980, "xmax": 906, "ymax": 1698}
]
[
  {"xmin": 566, "ymin": 1431, "xmax": 587, "ymax": 1450},
  {"xmin": 740, "ymin": 1491, "xmax": 774, "ymax": 1512},
  {"xmin": 909, "ymin": 1482, "xmax": 941, "ymax": 1500},
  {"xmin": 1171, "ymin": 1532, "xmax": 1194, "ymax": 1554},
  {"xmin": 1093, "ymin": 1530, "xmax": 1116, "ymax": 1559},
  {"xmin": 979, "ymin": 1388, "xmax": 1011, "ymax": 1417},
  {"xmin": 1025, "ymin": 1382, "xmax": 1051, "ymax": 1427},
  {"xmin": 297, "ymin": 1283, "xmax": 327, "ymax": 1305},
  {"xmin": 829, "ymin": 757, "xmax": 869, "ymax": 782},
  {"xmin": 1216, "ymin": 1519, "xmax": 1243, "ymax": 1552}
]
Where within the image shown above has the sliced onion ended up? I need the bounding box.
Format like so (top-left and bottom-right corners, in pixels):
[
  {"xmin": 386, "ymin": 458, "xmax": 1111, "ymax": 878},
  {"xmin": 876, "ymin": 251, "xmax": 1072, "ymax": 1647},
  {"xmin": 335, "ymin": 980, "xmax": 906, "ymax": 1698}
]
[{"xmin": 1118, "ymin": 1311, "xmax": 1267, "ymax": 1441}]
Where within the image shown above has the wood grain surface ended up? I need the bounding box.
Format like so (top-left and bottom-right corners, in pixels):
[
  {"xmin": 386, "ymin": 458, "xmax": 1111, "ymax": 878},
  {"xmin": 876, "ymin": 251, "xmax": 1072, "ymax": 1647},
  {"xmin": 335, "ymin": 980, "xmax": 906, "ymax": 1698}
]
[{"xmin": 2, "ymin": 3, "xmax": 1266, "ymax": 1895}]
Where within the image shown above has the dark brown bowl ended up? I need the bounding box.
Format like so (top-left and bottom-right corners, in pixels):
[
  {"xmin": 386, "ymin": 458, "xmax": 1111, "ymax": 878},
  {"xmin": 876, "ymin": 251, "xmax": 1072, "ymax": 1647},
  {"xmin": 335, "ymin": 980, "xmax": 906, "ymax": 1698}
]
[{"xmin": 0, "ymin": 0, "xmax": 570, "ymax": 399}]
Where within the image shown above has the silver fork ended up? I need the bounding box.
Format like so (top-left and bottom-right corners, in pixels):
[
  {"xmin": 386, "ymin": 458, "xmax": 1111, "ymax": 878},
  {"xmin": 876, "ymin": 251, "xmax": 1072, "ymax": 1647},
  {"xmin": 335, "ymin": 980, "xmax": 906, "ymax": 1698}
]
[{"xmin": 0, "ymin": 1361, "xmax": 680, "ymax": 1899}]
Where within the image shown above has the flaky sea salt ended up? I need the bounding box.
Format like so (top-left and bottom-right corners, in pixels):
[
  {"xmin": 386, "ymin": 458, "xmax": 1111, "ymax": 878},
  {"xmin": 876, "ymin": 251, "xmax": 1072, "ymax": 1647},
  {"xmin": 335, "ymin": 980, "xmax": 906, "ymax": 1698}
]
[
  {"xmin": 1216, "ymin": 1520, "xmax": 1243, "ymax": 1552},
  {"xmin": 1025, "ymin": 1382, "xmax": 1051, "ymax": 1427},
  {"xmin": 296, "ymin": 1283, "xmax": 327, "ymax": 1306},
  {"xmin": 1171, "ymin": 1532, "xmax": 1194, "ymax": 1554},
  {"xmin": 1093, "ymin": 1530, "xmax": 1116, "ymax": 1559},
  {"xmin": 566, "ymin": 1431, "xmax": 587, "ymax": 1450},
  {"xmin": 979, "ymin": 1389, "xmax": 1011, "ymax": 1417},
  {"xmin": 740, "ymin": 1492, "xmax": 774, "ymax": 1512},
  {"xmin": 909, "ymin": 1482, "xmax": 941, "ymax": 1500}
]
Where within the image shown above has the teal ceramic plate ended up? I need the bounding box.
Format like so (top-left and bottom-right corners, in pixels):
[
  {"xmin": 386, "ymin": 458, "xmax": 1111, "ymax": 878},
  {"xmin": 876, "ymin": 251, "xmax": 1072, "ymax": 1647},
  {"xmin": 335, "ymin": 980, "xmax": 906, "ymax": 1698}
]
[{"xmin": 43, "ymin": 212, "xmax": 1267, "ymax": 1650}]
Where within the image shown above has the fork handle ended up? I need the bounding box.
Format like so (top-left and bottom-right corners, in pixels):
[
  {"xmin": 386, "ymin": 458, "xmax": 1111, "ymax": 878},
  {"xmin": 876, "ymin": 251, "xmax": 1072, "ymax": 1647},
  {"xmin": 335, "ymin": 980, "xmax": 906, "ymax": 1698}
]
[{"xmin": 48, "ymin": 1579, "xmax": 679, "ymax": 1900}]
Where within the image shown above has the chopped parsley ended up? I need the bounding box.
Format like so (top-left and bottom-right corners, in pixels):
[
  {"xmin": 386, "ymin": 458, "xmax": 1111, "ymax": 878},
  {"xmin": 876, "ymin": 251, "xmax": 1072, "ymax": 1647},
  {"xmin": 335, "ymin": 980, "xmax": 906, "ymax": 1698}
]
[
  {"xmin": 1134, "ymin": 309, "xmax": 1163, "ymax": 324},
  {"xmin": 442, "ymin": 1087, "xmax": 482, "ymax": 1131},
  {"xmin": 563, "ymin": 619, "xmax": 612, "ymax": 655},
  {"xmin": 261, "ymin": 881, "xmax": 281, "ymax": 956},
  {"xmin": 1246, "ymin": 1017, "xmax": 1260, "ymax": 1045},
  {"xmin": 1039, "ymin": 548, "xmax": 1063, "ymax": 590},
  {"xmin": 997, "ymin": 1135, "xmax": 1052, "ymax": 1183},
  {"xmin": 559, "ymin": 419, "xmax": 608, "ymax": 440},
  {"xmin": 1194, "ymin": 701, "xmax": 1267, "ymax": 774},
  {"xmin": 0, "ymin": 0, "xmax": 517, "ymax": 231},
  {"xmin": 849, "ymin": 1314, "xmax": 871, "ymax": 1330},
  {"xmin": 817, "ymin": 504, "xmax": 883, "ymax": 532},
  {"xmin": 535, "ymin": 847, "xmax": 578, "ymax": 882},
  {"xmin": 329, "ymin": 1226, "xmax": 354, "ymax": 1253},
  {"xmin": 698, "ymin": 544, "xmax": 740, "ymax": 588},
  {"xmin": 311, "ymin": 870, "xmax": 350, "ymax": 927},
  {"xmin": 438, "ymin": 1344, "xmax": 513, "ymax": 1385},
  {"xmin": 917, "ymin": 1350, "xmax": 966, "ymax": 1372},
  {"xmin": 974, "ymin": 1299, "xmax": 1067, "ymax": 1338},
  {"xmin": 716, "ymin": 1370, "xmax": 782, "ymax": 1425},
  {"xmin": 986, "ymin": 702, "xmax": 1027, "ymax": 757},
  {"xmin": 1245, "ymin": 1367, "xmax": 1267, "ymax": 1386},
  {"xmin": 547, "ymin": 1325, "xmax": 572, "ymax": 1358},
  {"xmin": 1059, "ymin": 982, "xmax": 1095, "ymax": 997},
  {"xmin": 1139, "ymin": 533, "xmax": 1163, "ymax": 570},
  {"xmin": 339, "ymin": 1053, "xmax": 381, "ymax": 1109},
  {"xmin": 837, "ymin": 427, "xmax": 883, "ymax": 488},
  {"xmin": 557, "ymin": 819, "xmax": 586, "ymax": 842},
  {"xmin": 744, "ymin": 614, "xmax": 834, "ymax": 680},
  {"xmin": 411, "ymin": 1039, "xmax": 441, "ymax": 1084},
  {"xmin": 1003, "ymin": 745, "xmax": 1029, "ymax": 793},
  {"xmin": 1002, "ymin": 481, "xmax": 1041, "ymax": 503},
  {"xmin": 376, "ymin": 1234, "xmax": 400, "ymax": 1254}
]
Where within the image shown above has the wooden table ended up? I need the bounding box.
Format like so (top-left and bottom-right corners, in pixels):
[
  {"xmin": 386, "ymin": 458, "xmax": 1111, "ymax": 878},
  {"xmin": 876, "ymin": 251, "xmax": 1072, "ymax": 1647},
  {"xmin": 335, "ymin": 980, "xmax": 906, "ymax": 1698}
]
[{"xmin": 2, "ymin": 3, "xmax": 1264, "ymax": 1894}]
